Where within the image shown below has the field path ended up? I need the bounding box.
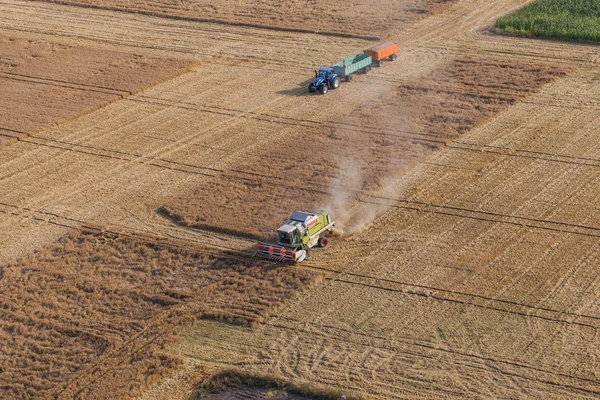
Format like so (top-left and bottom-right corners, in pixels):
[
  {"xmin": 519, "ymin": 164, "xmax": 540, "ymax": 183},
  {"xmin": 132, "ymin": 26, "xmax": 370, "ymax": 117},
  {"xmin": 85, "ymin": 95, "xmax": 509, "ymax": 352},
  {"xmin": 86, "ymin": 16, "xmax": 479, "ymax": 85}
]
[{"xmin": 0, "ymin": 0, "xmax": 599, "ymax": 398}]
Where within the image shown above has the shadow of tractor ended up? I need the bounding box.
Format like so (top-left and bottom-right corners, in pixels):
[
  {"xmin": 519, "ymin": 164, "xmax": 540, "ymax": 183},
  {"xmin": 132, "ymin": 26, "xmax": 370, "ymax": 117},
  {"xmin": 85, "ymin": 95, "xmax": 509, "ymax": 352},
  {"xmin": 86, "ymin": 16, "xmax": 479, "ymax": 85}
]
[{"xmin": 276, "ymin": 78, "xmax": 317, "ymax": 96}]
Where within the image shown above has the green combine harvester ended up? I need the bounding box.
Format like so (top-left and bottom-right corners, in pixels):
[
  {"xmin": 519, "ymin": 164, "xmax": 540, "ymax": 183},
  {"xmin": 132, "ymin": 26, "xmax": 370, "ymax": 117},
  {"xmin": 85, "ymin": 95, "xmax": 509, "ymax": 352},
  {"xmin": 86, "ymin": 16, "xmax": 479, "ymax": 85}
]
[{"xmin": 255, "ymin": 211, "xmax": 335, "ymax": 263}]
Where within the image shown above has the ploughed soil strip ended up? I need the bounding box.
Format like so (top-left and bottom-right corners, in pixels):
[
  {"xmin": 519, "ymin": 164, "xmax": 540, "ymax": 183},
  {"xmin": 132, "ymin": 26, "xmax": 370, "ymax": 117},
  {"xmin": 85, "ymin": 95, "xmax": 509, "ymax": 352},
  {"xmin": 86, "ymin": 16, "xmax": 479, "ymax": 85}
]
[
  {"xmin": 36, "ymin": 0, "xmax": 454, "ymax": 38},
  {"xmin": 161, "ymin": 57, "xmax": 568, "ymax": 239},
  {"xmin": 0, "ymin": 34, "xmax": 196, "ymax": 146},
  {"xmin": 0, "ymin": 229, "xmax": 318, "ymax": 399}
]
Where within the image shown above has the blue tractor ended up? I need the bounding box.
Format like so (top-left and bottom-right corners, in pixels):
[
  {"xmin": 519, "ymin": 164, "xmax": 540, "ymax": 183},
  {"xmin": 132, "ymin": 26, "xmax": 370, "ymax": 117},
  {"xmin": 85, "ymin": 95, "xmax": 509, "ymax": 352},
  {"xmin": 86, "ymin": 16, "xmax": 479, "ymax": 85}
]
[{"xmin": 308, "ymin": 67, "xmax": 340, "ymax": 94}]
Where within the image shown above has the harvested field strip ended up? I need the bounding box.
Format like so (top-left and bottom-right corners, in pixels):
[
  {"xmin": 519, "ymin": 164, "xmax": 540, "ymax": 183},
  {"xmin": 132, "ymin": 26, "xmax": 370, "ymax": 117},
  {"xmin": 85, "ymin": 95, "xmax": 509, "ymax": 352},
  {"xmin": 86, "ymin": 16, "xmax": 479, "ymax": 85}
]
[
  {"xmin": 295, "ymin": 263, "xmax": 600, "ymax": 328},
  {"xmin": 161, "ymin": 57, "xmax": 569, "ymax": 238},
  {"xmin": 171, "ymin": 313, "xmax": 599, "ymax": 399},
  {"xmin": 0, "ymin": 229, "xmax": 319, "ymax": 399},
  {"xmin": 126, "ymin": 95, "xmax": 449, "ymax": 145},
  {"xmin": 0, "ymin": 72, "xmax": 128, "ymax": 96},
  {"xmin": 0, "ymin": 33, "xmax": 197, "ymax": 145},
  {"xmin": 314, "ymin": 262, "xmax": 600, "ymax": 329},
  {"xmin": 33, "ymin": 0, "xmax": 380, "ymax": 40},
  {"xmin": 0, "ymin": 0, "xmax": 375, "ymax": 71},
  {"xmin": 329, "ymin": 275, "xmax": 600, "ymax": 329},
  {"xmin": 17, "ymin": 138, "xmax": 598, "ymax": 241},
  {"xmin": 448, "ymin": 140, "xmax": 600, "ymax": 168},
  {"xmin": 266, "ymin": 316, "xmax": 600, "ymax": 395},
  {"xmin": 20, "ymin": 108, "xmax": 600, "ymax": 177},
  {"xmin": 31, "ymin": 0, "xmax": 452, "ymax": 38},
  {"xmin": 19, "ymin": 119, "xmax": 600, "ymax": 178},
  {"xmin": 6, "ymin": 136, "xmax": 600, "ymax": 242}
]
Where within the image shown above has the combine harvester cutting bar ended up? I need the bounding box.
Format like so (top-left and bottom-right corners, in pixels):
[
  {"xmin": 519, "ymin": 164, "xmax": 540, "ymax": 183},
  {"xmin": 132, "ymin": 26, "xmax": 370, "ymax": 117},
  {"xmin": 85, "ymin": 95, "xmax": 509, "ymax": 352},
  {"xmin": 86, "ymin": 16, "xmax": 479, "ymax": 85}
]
[{"xmin": 255, "ymin": 211, "xmax": 335, "ymax": 263}]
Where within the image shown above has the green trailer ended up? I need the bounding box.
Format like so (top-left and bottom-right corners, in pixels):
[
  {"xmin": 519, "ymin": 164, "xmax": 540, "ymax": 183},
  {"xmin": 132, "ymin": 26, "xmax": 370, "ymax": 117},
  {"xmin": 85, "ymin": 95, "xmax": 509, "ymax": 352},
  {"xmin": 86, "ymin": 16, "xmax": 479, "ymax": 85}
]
[{"xmin": 332, "ymin": 53, "xmax": 373, "ymax": 81}]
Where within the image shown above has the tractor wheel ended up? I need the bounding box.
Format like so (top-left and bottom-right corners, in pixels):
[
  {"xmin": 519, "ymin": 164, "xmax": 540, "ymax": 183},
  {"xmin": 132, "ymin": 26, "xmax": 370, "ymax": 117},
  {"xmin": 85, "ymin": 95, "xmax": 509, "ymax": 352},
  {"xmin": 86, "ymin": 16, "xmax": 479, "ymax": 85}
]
[
  {"xmin": 332, "ymin": 77, "xmax": 340, "ymax": 89},
  {"xmin": 319, "ymin": 84, "xmax": 328, "ymax": 94},
  {"xmin": 308, "ymin": 83, "xmax": 316, "ymax": 93},
  {"xmin": 378, "ymin": 59, "xmax": 384, "ymax": 67},
  {"xmin": 318, "ymin": 237, "xmax": 329, "ymax": 248},
  {"xmin": 391, "ymin": 53, "xmax": 397, "ymax": 61}
]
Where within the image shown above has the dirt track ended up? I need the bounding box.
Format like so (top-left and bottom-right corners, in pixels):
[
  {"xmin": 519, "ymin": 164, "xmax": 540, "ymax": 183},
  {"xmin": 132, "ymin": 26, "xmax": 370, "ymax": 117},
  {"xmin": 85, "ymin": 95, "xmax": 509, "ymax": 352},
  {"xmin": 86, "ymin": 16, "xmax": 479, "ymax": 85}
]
[{"xmin": 1, "ymin": 0, "xmax": 600, "ymax": 398}]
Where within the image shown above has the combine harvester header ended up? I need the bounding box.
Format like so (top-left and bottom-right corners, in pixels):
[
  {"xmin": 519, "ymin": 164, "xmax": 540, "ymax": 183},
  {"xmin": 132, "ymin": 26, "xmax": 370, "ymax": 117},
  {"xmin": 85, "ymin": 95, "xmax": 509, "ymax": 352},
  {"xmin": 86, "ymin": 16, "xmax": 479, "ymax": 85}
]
[{"xmin": 255, "ymin": 211, "xmax": 335, "ymax": 263}]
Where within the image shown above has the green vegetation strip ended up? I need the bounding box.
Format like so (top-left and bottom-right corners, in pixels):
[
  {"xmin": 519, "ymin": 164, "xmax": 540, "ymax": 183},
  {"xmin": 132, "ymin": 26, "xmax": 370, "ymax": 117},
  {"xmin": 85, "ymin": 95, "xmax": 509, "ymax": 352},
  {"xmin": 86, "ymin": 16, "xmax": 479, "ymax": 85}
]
[{"xmin": 495, "ymin": 0, "xmax": 600, "ymax": 42}]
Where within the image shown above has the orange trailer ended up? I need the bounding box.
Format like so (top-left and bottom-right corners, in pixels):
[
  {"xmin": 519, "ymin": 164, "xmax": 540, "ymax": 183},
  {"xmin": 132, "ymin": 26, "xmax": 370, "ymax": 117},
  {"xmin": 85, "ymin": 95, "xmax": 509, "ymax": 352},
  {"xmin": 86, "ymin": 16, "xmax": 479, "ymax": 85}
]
[{"xmin": 363, "ymin": 41, "xmax": 398, "ymax": 67}]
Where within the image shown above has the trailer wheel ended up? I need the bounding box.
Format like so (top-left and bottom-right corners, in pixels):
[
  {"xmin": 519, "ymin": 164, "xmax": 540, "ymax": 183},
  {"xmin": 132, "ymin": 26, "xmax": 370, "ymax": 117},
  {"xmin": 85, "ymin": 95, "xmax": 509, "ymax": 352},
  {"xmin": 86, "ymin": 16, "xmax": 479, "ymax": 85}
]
[
  {"xmin": 308, "ymin": 83, "xmax": 316, "ymax": 93},
  {"xmin": 378, "ymin": 60, "xmax": 384, "ymax": 67},
  {"xmin": 332, "ymin": 77, "xmax": 340, "ymax": 89},
  {"xmin": 391, "ymin": 53, "xmax": 397, "ymax": 61},
  {"xmin": 363, "ymin": 65, "xmax": 371, "ymax": 74},
  {"xmin": 319, "ymin": 84, "xmax": 328, "ymax": 94},
  {"xmin": 318, "ymin": 237, "xmax": 329, "ymax": 248},
  {"xmin": 345, "ymin": 74, "xmax": 353, "ymax": 82}
]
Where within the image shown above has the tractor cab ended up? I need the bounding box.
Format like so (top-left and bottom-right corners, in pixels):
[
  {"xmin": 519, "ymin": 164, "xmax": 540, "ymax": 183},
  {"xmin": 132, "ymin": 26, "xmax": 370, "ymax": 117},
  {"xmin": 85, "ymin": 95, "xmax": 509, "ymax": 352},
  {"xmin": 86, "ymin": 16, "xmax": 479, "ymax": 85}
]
[
  {"xmin": 317, "ymin": 67, "xmax": 334, "ymax": 78},
  {"xmin": 313, "ymin": 67, "xmax": 333, "ymax": 86}
]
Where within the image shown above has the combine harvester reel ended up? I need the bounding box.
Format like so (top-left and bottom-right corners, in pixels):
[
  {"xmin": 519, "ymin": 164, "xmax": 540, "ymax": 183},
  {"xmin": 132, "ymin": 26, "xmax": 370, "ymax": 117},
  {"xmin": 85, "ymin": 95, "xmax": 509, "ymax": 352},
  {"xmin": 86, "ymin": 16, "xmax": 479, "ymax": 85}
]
[{"xmin": 254, "ymin": 210, "xmax": 335, "ymax": 263}]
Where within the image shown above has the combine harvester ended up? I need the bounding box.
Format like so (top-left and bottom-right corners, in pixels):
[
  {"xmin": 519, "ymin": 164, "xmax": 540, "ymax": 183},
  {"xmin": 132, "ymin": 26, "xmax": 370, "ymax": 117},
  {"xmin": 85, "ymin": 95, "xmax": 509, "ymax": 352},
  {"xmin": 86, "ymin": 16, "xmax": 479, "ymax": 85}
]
[
  {"xmin": 309, "ymin": 41, "xmax": 398, "ymax": 94},
  {"xmin": 255, "ymin": 211, "xmax": 335, "ymax": 263}
]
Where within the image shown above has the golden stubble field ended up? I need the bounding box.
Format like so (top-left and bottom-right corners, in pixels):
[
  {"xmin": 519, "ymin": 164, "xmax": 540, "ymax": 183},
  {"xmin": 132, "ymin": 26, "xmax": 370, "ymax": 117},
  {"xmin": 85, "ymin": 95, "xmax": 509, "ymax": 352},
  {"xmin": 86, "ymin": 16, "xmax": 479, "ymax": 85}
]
[{"xmin": 1, "ymin": 0, "xmax": 600, "ymax": 398}]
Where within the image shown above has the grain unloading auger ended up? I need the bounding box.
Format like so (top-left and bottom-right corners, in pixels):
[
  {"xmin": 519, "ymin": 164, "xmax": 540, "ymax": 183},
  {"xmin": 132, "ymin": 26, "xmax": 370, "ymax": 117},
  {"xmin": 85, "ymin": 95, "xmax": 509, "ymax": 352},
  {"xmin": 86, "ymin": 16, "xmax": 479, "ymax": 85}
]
[{"xmin": 254, "ymin": 211, "xmax": 335, "ymax": 263}]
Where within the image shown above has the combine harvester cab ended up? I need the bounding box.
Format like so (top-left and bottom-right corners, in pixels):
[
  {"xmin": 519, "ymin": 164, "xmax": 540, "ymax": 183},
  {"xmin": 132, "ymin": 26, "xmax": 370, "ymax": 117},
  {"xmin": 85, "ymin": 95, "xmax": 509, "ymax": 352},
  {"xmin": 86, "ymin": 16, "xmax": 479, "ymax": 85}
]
[
  {"xmin": 363, "ymin": 41, "xmax": 399, "ymax": 67},
  {"xmin": 255, "ymin": 211, "xmax": 335, "ymax": 263}
]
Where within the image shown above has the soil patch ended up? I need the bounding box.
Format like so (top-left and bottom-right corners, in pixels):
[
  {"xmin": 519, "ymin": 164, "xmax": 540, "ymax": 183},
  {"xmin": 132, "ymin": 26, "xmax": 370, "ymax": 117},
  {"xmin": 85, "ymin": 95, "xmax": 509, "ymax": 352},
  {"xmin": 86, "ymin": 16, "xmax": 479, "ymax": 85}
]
[{"xmin": 0, "ymin": 34, "xmax": 196, "ymax": 144}]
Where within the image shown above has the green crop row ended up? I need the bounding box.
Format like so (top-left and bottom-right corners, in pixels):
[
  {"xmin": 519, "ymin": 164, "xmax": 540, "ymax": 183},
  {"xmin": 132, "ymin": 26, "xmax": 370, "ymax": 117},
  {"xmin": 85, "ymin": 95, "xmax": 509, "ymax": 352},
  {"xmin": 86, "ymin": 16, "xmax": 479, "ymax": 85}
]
[{"xmin": 495, "ymin": 0, "xmax": 600, "ymax": 42}]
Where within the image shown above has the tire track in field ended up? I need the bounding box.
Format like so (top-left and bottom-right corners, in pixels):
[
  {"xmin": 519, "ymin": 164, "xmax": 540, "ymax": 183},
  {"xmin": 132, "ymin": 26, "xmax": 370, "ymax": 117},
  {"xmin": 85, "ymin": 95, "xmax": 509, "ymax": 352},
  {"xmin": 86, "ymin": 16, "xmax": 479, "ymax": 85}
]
[{"xmin": 263, "ymin": 316, "xmax": 600, "ymax": 396}]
